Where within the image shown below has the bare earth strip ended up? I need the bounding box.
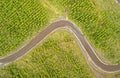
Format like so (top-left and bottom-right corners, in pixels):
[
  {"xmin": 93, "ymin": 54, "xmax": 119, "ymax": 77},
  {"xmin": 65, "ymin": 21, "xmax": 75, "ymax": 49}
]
[
  {"xmin": 0, "ymin": 19, "xmax": 120, "ymax": 73},
  {"xmin": 117, "ymin": 0, "xmax": 120, "ymax": 3}
]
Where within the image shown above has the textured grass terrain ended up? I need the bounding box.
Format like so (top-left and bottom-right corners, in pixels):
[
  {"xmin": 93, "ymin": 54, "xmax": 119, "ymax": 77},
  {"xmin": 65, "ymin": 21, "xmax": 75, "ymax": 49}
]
[
  {"xmin": 48, "ymin": 0, "xmax": 120, "ymax": 64},
  {"xmin": 0, "ymin": 0, "xmax": 120, "ymax": 77},
  {"xmin": 0, "ymin": 0, "xmax": 50, "ymax": 56},
  {"xmin": 0, "ymin": 30, "xmax": 96, "ymax": 78},
  {"xmin": 70, "ymin": 0, "xmax": 120, "ymax": 64},
  {"xmin": 1, "ymin": 0, "xmax": 120, "ymax": 63}
]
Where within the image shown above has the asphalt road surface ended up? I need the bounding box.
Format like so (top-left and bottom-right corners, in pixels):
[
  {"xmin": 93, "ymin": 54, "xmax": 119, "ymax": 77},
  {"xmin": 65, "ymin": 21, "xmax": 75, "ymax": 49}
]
[{"xmin": 0, "ymin": 20, "xmax": 120, "ymax": 72}]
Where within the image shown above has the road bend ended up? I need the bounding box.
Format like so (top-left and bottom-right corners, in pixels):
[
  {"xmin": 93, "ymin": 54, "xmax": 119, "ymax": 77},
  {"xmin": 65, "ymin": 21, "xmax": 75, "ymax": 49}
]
[{"xmin": 0, "ymin": 20, "xmax": 120, "ymax": 72}]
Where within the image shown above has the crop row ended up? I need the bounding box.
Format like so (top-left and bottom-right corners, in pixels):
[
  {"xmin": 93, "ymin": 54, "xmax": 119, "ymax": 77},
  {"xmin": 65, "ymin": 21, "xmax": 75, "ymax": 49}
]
[
  {"xmin": 0, "ymin": 0, "xmax": 50, "ymax": 56},
  {"xmin": 0, "ymin": 30, "xmax": 96, "ymax": 78},
  {"xmin": 47, "ymin": 0, "xmax": 120, "ymax": 64}
]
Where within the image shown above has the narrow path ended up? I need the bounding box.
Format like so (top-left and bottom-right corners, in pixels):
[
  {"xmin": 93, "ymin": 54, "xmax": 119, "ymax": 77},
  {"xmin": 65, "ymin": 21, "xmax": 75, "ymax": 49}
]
[{"xmin": 0, "ymin": 19, "xmax": 120, "ymax": 73}]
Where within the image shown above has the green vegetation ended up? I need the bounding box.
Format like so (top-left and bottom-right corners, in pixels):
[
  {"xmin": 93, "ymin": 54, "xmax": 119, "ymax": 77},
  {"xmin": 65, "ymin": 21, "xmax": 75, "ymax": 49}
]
[
  {"xmin": 69, "ymin": 0, "xmax": 120, "ymax": 64},
  {"xmin": 1, "ymin": 0, "xmax": 120, "ymax": 63},
  {"xmin": 47, "ymin": 0, "xmax": 120, "ymax": 64},
  {"xmin": 1, "ymin": 0, "xmax": 120, "ymax": 77},
  {"xmin": 0, "ymin": 0, "xmax": 50, "ymax": 56},
  {"xmin": 0, "ymin": 30, "xmax": 96, "ymax": 78}
]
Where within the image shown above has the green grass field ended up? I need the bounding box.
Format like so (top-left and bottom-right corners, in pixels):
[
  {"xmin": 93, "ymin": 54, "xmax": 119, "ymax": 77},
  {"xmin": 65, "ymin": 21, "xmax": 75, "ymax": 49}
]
[
  {"xmin": 69, "ymin": 0, "xmax": 120, "ymax": 64},
  {"xmin": 47, "ymin": 0, "xmax": 120, "ymax": 64},
  {"xmin": 0, "ymin": 0, "xmax": 120, "ymax": 77},
  {"xmin": 0, "ymin": 0, "xmax": 51, "ymax": 56},
  {"xmin": 1, "ymin": 0, "xmax": 120, "ymax": 63},
  {"xmin": 0, "ymin": 30, "xmax": 96, "ymax": 78}
]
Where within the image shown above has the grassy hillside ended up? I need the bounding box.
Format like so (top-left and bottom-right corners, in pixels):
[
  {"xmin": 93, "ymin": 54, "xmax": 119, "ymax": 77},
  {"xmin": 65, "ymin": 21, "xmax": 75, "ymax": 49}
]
[
  {"xmin": 47, "ymin": 0, "xmax": 120, "ymax": 64},
  {"xmin": 0, "ymin": 30, "xmax": 96, "ymax": 78}
]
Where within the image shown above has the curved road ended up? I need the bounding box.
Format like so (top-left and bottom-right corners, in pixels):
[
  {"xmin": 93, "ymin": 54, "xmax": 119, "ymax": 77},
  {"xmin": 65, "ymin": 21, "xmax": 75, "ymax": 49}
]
[{"xmin": 0, "ymin": 20, "xmax": 120, "ymax": 72}]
